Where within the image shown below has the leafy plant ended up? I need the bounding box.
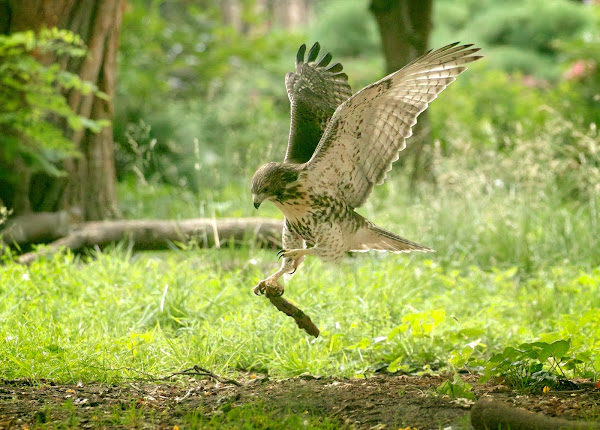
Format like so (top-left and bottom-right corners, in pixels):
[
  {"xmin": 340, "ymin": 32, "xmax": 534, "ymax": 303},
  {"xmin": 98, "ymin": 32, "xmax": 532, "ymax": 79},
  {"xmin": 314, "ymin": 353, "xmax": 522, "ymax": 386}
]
[
  {"xmin": 0, "ymin": 27, "xmax": 108, "ymax": 200},
  {"xmin": 482, "ymin": 340, "xmax": 578, "ymax": 392},
  {"xmin": 437, "ymin": 373, "xmax": 475, "ymax": 400},
  {"xmin": 430, "ymin": 65, "xmax": 600, "ymax": 202},
  {"xmin": 553, "ymin": 7, "xmax": 600, "ymax": 127}
]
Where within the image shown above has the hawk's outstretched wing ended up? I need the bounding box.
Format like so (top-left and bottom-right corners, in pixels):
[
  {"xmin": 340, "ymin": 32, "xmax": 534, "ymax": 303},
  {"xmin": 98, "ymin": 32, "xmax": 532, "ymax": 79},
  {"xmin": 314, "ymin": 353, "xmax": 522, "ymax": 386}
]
[
  {"xmin": 284, "ymin": 43, "xmax": 353, "ymax": 164},
  {"xmin": 304, "ymin": 43, "xmax": 482, "ymax": 208}
]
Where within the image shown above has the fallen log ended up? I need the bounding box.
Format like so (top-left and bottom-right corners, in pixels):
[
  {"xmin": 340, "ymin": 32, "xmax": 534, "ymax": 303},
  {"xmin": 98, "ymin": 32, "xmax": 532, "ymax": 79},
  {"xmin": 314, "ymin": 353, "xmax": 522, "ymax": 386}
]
[
  {"xmin": 1, "ymin": 209, "xmax": 82, "ymax": 245},
  {"xmin": 471, "ymin": 398, "xmax": 600, "ymax": 430},
  {"xmin": 13, "ymin": 217, "xmax": 283, "ymax": 265}
]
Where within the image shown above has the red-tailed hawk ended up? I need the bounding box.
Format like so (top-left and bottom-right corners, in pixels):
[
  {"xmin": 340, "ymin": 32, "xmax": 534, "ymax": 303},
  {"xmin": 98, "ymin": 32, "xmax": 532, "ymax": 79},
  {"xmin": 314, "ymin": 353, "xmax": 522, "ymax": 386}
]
[{"xmin": 251, "ymin": 42, "xmax": 481, "ymax": 296}]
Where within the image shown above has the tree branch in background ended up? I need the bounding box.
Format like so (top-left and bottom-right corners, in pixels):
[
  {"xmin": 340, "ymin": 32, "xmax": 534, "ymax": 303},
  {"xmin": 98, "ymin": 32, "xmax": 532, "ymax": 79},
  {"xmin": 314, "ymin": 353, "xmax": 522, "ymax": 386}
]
[{"xmin": 1, "ymin": 209, "xmax": 83, "ymax": 245}]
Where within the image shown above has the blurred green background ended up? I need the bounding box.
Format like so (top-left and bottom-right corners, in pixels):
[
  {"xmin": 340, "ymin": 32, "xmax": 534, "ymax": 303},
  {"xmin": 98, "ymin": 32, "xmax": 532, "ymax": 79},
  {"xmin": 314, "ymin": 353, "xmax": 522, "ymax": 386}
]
[{"xmin": 112, "ymin": 0, "xmax": 599, "ymax": 221}]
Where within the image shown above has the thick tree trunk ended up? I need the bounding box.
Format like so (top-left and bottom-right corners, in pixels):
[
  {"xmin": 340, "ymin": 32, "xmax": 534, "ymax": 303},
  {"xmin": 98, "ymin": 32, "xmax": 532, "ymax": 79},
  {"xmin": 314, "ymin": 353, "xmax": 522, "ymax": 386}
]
[
  {"xmin": 6, "ymin": 0, "xmax": 122, "ymax": 220},
  {"xmin": 369, "ymin": 0, "xmax": 432, "ymax": 75},
  {"xmin": 369, "ymin": 0, "xmax": 434, "ymax": 184}
]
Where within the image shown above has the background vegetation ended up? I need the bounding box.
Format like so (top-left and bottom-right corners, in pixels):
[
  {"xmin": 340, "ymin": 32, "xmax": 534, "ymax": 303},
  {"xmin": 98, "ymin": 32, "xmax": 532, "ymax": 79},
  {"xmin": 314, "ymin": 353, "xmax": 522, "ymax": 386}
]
[{"xmin": 1, "ymin": 0, "xmax": 599, "ymax": 394}]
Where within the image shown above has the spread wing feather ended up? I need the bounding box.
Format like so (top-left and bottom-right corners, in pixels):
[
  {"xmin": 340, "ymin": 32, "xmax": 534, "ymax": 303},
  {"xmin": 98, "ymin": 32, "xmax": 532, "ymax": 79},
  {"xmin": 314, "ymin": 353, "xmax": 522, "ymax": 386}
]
[
  {"xmin": 284, "ymin": 42, "xmax": 353, "ymax": 164},
  {"xmin": 304, "ymin": 43, "xmax": 482, "ymax": 207}
]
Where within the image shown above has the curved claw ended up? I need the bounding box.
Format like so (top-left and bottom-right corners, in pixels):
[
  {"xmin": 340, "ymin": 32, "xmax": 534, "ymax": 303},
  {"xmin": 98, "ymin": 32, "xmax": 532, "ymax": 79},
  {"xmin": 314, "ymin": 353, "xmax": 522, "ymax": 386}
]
[
  {"xmin": 253, "ymin": 282, "xmax": 265, "ymax": 296},
  {"xmin": 253, "ymin": 279, "xmax": 285, "ymax": 297},
  {"xmin": 277, "ymin": 249, "xmax": 286, "ymax": 259}
]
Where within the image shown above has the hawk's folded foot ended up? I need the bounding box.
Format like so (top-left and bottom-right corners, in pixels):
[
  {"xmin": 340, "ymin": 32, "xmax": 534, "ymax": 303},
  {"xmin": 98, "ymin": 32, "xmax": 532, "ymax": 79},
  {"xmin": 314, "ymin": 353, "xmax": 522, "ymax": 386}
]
[{"xmin": 277, "ymin": 248, "xmax": 312, "ymax": 261}]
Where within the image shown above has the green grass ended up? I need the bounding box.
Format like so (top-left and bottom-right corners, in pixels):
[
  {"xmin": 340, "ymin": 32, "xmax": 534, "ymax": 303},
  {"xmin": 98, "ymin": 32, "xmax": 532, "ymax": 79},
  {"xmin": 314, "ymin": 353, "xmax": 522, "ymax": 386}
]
[
  {"xmin": 1, "ymin": 201, "xmax": 598, "ymax": 383},
  {"xmin": 184, "ymin": 403, "xmax": 343, "ymax": 429},
  {"xmin": 20, "ymin": 398, "xmax": 342, "ymax": 429},
  {"xmin": 3, "ymin": 142, "xmax": 600, "ymax": 384}
]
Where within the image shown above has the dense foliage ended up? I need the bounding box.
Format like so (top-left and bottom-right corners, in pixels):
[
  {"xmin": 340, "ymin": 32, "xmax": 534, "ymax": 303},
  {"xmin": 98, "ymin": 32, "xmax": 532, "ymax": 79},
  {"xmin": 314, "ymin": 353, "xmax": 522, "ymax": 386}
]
[
  {"xmin": 115, "ymin": 0, "xmax": 302, "ymax": 191},
  {"xmin": 434, "ymin": 0, "xmax": 593, "ymax": 79},
  {"xmin": 0, "ymin": 28, "xmax": 107, "ymax": 194},
  {"xmin": 114, "ymin": 0, "xmax": 598, "ymax": 204}
]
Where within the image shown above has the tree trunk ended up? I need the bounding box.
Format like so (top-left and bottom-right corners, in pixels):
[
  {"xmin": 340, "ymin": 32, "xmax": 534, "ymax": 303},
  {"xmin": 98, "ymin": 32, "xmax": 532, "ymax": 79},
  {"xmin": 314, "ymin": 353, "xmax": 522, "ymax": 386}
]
[
  {"xmin": 369, "ymin": 0, "xmax": 434, "ymax": 184},
  {"xmin": 369, "ymin": 0, "xmax": 432, "ymax": 75},
  {"xmin": 6, "ymin": 0, "xmax": 123, "ymax": 220}
]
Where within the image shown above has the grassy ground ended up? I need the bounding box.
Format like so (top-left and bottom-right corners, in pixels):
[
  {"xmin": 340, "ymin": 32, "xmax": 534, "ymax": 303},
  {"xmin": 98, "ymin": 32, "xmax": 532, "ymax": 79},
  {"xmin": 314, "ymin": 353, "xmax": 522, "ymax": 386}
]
[
  {"xmin": 1, "ymin": 246, "xmax": 599, "ymax": 382},
  {"xmin": 2, "ymin": 135, "xmax": 599, "ymax": 427},
  {"xmin": 2, "ymin": 185, "xmax": 599, "ymax": 384}
]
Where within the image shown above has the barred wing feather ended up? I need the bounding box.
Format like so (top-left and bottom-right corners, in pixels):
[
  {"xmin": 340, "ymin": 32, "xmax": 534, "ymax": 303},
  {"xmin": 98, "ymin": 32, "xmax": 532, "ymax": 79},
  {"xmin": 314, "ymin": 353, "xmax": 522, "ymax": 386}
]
[
  {"xmin": 284, "ymin": 42, "xmax": 353, "ymax": 164},
  {"xmin": 304, "ymin": 42, "xmax": 482, "ymax": 208}
]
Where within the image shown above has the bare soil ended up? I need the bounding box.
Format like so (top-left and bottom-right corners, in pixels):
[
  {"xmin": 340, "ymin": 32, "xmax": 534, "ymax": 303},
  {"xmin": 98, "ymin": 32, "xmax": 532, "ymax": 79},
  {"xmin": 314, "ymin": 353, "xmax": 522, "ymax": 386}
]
[{"xmin": 1, "ymin": 374, "xmax": 599, "ymax": 429}]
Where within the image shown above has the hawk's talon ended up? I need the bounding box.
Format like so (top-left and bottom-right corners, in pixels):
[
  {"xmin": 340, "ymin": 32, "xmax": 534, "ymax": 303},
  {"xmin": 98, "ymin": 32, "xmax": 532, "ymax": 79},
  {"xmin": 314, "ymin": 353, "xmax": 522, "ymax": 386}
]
[
  {"xmin": 253, "ymin": 278, "xmax": 285, "ymax": 297},
  {"xmin": 253, "ymin": 282, "xmax": 266, "ymax": 296},
  {"xmin": 277, "ymin": 249, "xmax": 286, "ymax": 259}
]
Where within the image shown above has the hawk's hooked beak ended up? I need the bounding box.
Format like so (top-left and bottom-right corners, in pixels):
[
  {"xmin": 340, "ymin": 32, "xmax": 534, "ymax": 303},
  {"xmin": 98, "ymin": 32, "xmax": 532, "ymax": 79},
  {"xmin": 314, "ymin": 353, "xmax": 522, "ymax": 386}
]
[{"xmin": 252, "ymin": 194, "xmax": 262, "ymax": 209}]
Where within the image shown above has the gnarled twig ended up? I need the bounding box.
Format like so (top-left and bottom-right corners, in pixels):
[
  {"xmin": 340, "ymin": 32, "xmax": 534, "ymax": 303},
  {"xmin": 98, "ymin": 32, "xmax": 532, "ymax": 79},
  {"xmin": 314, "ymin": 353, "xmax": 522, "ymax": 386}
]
[
  {"xmin": 158, "ymin": 365, "xmax": 242, "ymax": 386},
  {"xmin": 264, "ymin": 284, "xmax": 320, "ymax": 338}
]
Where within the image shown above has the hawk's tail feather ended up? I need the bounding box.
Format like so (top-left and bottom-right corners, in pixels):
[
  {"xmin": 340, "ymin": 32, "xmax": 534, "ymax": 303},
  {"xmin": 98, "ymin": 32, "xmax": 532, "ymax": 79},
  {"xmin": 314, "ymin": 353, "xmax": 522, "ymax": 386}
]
[{"xmin": 352, "ymin": 224, "xmax": 434, "ymax": 254}]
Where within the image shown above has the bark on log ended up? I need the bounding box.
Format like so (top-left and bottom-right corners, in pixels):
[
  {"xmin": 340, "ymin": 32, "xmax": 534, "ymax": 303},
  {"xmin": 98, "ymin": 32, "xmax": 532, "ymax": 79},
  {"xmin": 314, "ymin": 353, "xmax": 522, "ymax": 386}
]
[
  {"xmin": 1, "ymin": 209, "xmax": 83, "ymax": 245},
  {"xmin": 471, "ymin": 399, "xmax": 600, "ymax": 430},
  {"xmin": 11, "ymin": 218, "xmax": 283, "ymax": 265}
]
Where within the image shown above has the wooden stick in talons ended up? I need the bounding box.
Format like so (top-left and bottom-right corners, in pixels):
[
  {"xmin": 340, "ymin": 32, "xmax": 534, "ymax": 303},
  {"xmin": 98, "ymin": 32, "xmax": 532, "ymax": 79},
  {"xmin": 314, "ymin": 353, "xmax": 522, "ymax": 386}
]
[{"xmin": 264, "ymin": 285, "xmax": 320, "ymax": 338}]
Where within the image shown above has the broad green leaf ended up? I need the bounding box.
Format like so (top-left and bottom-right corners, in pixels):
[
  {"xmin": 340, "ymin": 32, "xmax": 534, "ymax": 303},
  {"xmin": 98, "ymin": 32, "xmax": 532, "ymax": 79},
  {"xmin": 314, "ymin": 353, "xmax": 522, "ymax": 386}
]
[{"xmin": 538, "ymin": 339, "xmax": 571, "ymax": 361}]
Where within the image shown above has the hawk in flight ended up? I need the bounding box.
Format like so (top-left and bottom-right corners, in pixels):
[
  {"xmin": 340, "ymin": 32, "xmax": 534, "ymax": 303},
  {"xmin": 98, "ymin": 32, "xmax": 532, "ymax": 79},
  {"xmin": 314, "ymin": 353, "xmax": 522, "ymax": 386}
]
[{"xmin": 251, "ymin": 42, "xmax": 481, "ymax": 296}]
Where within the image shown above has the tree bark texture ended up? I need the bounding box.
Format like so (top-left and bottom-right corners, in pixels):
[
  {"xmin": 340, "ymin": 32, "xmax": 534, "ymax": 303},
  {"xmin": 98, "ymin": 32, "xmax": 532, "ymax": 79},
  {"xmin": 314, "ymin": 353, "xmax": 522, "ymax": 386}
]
[
  {"xmin": 369, "ymin": 0, "xmax": 432, "ymax": 75},
  {"xmin": 369, "ymin": 0, "xmax": 435, "ymax": 184},
  {"xmin": 6, "ymin": 0, "xmax": 123, "ymax": 220}
]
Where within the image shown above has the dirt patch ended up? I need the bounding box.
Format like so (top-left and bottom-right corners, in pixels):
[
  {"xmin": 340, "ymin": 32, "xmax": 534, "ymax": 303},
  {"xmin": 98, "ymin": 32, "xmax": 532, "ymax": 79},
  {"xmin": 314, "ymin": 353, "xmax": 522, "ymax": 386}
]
[{"xmin": 1, "ymin": 374, "xmax": 599, "ymax": 429}]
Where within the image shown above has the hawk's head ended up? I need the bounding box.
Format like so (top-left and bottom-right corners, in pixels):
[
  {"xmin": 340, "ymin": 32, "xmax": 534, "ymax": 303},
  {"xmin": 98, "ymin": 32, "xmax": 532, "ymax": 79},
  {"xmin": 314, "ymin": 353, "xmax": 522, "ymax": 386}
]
[{"xmin": 250, "ymin": 162, "xmax": 300, "ymax": 209}]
